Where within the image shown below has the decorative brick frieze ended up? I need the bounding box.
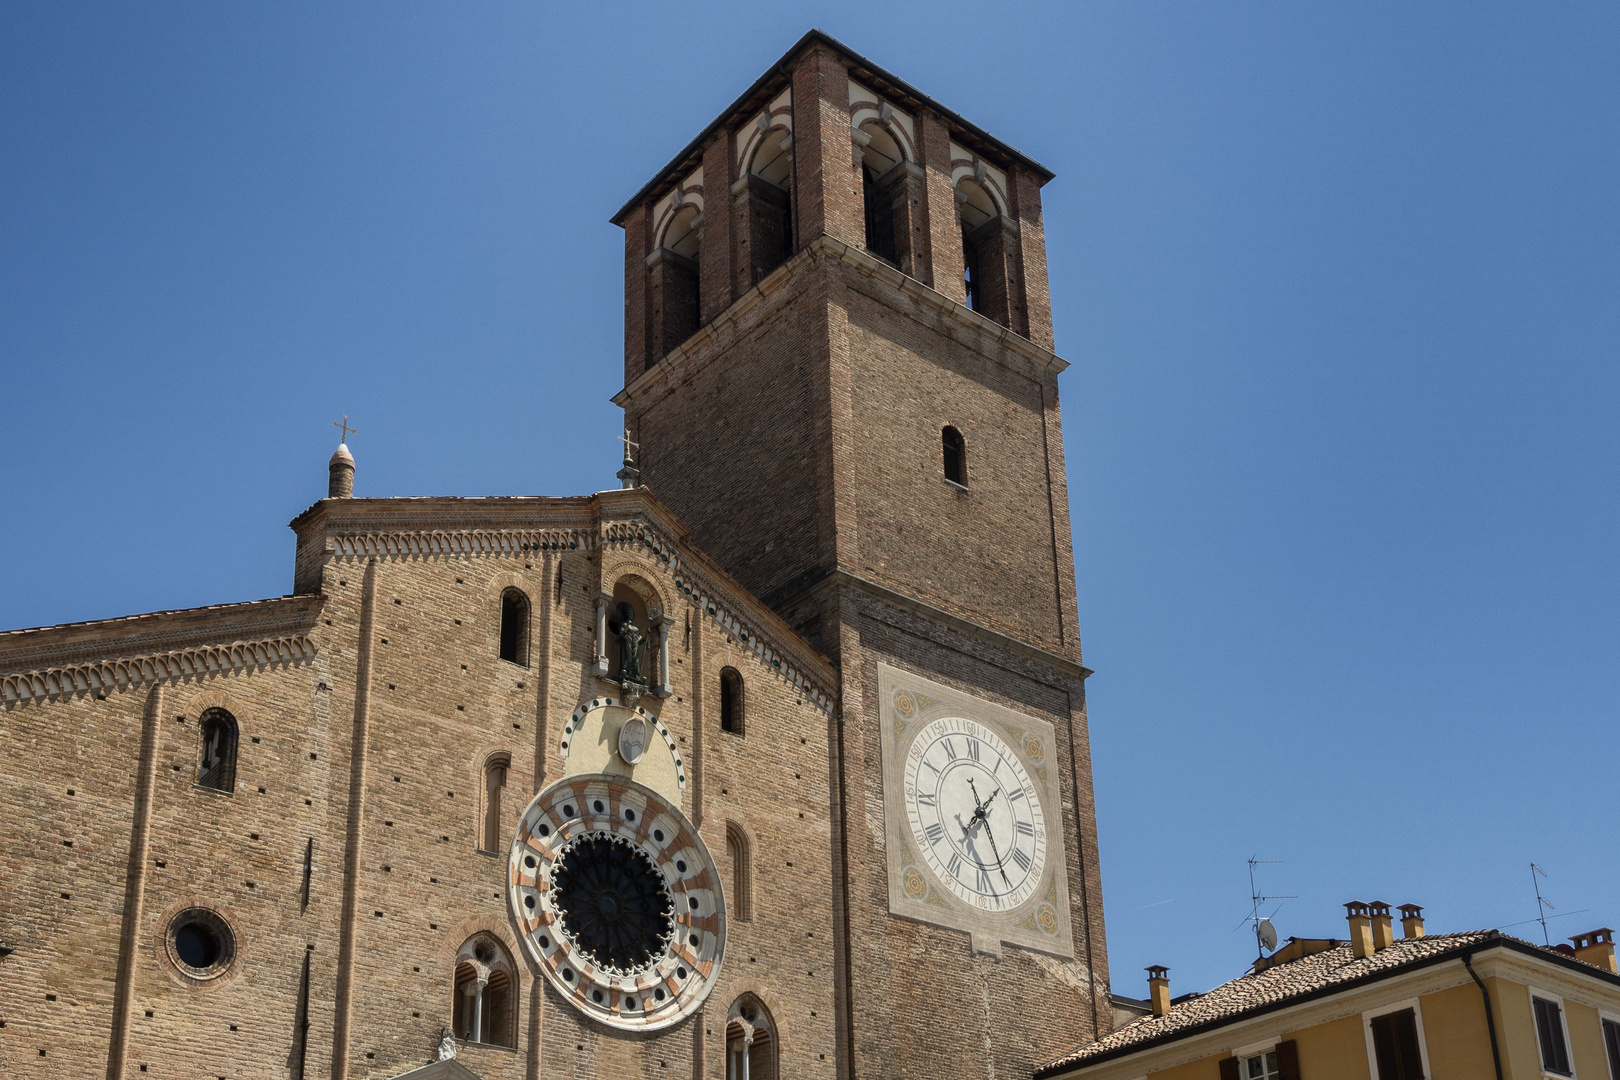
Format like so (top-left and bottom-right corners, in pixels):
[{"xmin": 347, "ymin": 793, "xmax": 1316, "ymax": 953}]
[{"xmin": 1, "ymin": 634, "xmax": 317, "ymax": 704}]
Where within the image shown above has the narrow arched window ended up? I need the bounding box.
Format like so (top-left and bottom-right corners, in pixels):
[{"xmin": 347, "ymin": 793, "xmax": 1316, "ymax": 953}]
[
  {"xmin": 943, "ymin": 426, "xmax": 967, "ymax": 487},
  {"xmin": 482, "ymin": 755, "xmax": 510, "ymax": 853},
  {"xmin": 726, "ymin": 822, "xmax": 752, "ymax": 921},
  {"xmin": 499, "ymin": 588, "xmax": 529, "ymax": 665},
  {"xmin": 453, "ymin": 936, "xmax": 518, "ymax": 1048},
  {"xmin": 720, "ymin": 667, "xmax": 744, "ymax": 736},
  {"xmin": 197, "ymin": 708, "xmax": 239, "ymax": 793}
]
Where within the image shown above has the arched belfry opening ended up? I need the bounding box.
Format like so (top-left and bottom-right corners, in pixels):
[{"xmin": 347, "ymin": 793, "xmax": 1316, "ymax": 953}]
[
  {"xmin": 957, "ymin": 173, "xmax": 1015, "ymax": 329},
  {"xmin": 745, "ymin": 117, "xmax": 795, "ymax": 285},
  {"xmin": 650, "ymin": 192, "xmax": 703, "ymax": 364},
  {"xmin": 857, "ymin": 116, "xmax": 912, "ymax": 270},
  {"xmin": 453, "ymin": 935, "xmax": 518, "ymax": 1048},
  {"xmin": 726, "ymin": 995, "xmax": 778, "ymax": 1080}
]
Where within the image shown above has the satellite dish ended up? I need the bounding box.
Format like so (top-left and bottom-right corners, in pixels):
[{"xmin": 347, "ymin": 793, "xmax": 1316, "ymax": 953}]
[{"xmin": 1258, "ymin": 919, "xmax": 1279, "ymax": 952}]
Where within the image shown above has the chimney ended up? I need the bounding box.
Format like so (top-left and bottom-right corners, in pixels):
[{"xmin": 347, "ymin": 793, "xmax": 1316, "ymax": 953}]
[
  {"xmin": 328, "ymin": 443, "xmax": 355, "ymax": 498},
  {"xmin": 1368, "ymin": 901, "xmax": 1396, "ymax": 950},
  {"xmin": 1146, "ymin": 966, "xmax": 1171, "ymax": 1018},
  {"xmin": 1345, "ymin": 902, "xmax": 1374, "ymax": 959},
  {"xmin": 1399, "ymin": 904, "xmax": 1426, "ymax": 940},
  {"xmin": 1569, "ymin": 928, "xmax": 1617, "ymax": 974}
]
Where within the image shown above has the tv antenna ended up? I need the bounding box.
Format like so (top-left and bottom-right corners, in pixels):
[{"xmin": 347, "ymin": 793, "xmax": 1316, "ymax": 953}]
[
  {"xmin": 1242, "ymin": 856, "xmax": 1295, "ymax": 958},
  {"xmin": 1531, "ymin": 863, "xmax": 1555, "ymax": 946}
]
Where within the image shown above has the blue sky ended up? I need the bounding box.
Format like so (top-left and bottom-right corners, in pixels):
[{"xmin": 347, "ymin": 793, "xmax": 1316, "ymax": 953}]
[{"xmin": 3, "ymin": 2, "xmax": 1616, "ymax": 999}]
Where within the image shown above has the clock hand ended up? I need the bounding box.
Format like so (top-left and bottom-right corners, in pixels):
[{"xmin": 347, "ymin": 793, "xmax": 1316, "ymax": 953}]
[{"xmin": 980, "ymin": 811, "xmax": 1011, "ymax": 886}]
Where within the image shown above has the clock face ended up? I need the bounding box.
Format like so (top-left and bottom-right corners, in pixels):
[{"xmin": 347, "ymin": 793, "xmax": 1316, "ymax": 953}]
[
  {"xmin": 508, "ymin": 775, "xmax": 725, "ymax": 1031},
  {"xmin": 903, "ymin": 716, "xmax": 1048, "ymax": 912}
]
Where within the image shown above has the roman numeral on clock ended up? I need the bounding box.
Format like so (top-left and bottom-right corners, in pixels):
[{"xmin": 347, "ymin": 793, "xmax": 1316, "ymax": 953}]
[
  {"xmin": 946, "ymin": 853, "xmax": 962, "ymax": 879},
  {"xmin": 966, "ymin": 738, "xmax": 981, "ymax": 762},
  {"xmin": 975, "ymin": 867, "xmax": 993, "ymax": 894},
  {"xmin": 917, "ymin": 791, "xmax": 937, "ymax": 808},
  {"xmin": 924, "ymin": 823, "xmax": 945, "ymax": 846},
  {"xmin": 1015, "ymin": 820, "xmax": 1035, "ymax": 837},
  {"xmin": 1011, "ymin": 847, "xmax": 1032, "ymax": 871}
]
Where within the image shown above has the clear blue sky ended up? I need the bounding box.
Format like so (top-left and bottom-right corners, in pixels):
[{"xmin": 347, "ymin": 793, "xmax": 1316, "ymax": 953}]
[{"xmin": 3, "ymin": 2, "xmax": 1616, "ymax": 1000}]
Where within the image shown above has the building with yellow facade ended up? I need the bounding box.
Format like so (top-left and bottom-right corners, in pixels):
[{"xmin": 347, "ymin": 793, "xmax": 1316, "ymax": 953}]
[{"xmin": 1041, "ymin": 903, "xmax": 1620, "ymax": 1080}]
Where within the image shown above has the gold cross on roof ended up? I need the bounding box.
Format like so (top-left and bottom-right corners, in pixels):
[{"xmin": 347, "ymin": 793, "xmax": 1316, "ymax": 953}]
[{"xmin": 333, "ymin": 415, "xmax": 356, "ymax": 443}]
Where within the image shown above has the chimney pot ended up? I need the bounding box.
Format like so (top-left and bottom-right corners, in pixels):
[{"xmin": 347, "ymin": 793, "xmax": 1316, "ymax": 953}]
[
  {"xmin": 1146, "ymin": 966, "xmax": 1171, "ymax": 1018},
  {"xmin": 1368, "ymin": 900, "xmax": 1395, "ymax": 951},
  {"xmin": 1345, "ymin": 901, "xmax": 1375, "ymax": 959},
  {"xmin": 1398, "ymin": 904, "xmax": 1425, "ymax": 940},
  {"xmin": 1569, "ymin": 928, "xmax": 1617, "ymax": 974}
]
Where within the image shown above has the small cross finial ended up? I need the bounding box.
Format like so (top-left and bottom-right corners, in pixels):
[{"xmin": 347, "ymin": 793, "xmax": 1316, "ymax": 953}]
[
  {"xmin": 332, "ymin": 415, "xmax": 356, "ymax": 444},
  {"xmin": 617, "ymin": 425, "xmax": 641, "ymax": 490}
]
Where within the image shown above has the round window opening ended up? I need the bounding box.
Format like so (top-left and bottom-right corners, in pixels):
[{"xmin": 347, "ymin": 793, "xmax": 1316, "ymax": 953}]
[
  {"xmin": 166, "ymin": 908, "xmax": 235, "ymax": 979},
  {"xmin": 550, "ymin": 833, "xmax": 674, "ymax": 975}
]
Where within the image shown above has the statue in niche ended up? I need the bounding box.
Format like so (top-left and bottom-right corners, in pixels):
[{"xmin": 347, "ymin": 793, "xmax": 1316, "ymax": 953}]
[{"xmin": 613, "ymin": 602, "xmax": 646, "ymax": 688}]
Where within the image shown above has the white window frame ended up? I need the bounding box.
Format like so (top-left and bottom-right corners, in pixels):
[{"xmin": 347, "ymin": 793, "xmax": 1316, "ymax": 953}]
[
  {"xmin": 1599, "ymin": 1009, "xmax": 1620, "ymax": 1080},
  {"xmin": 1362, "ymin": 997, "xmax": 1434, "ymax": 1080},
  {"xmin": 1231, "ymin": 1037, "xmax": 1280, "ymax": 1080},
  {"xmin": 1529, "ymin": 985, "xmax": 1578, "ymax": 1079}
]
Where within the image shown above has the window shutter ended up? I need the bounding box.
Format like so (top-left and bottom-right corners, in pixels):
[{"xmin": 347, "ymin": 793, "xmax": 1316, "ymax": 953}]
[
  {"xmin": 1275, "ymin": 1039, "xmax": 1301, "ymax": 1080},
  {"xmin": 1534, "ymin": 997, "xmax": 1573, "ymax": 1076},
  {"xmin": 1602, "ymin": 1018, "xmax": 1620, "ymax": 1080},
  {"xmin": 1219, "ymin": 1056, "xmax": 1241, "ymax": 1080}
]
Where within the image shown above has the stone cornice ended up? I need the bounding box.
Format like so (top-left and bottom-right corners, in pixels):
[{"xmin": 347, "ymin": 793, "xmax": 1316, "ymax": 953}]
[
  {"xmin": 792, "ymin": 569, "xmax": 1090, "ymax": 683},
  {"xmin": 0, "ymin": 595, "xmax": 324, "ymax": 676},
  {"xmin": 612, "ymin": 234, "xmax": 1068, "ymax": 412}
]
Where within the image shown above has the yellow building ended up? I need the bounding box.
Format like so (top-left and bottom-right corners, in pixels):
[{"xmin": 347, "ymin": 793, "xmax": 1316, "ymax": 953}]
[{"xmin": 1041, "ymin": 903, "xmax": 1620, "ymax": 1080}]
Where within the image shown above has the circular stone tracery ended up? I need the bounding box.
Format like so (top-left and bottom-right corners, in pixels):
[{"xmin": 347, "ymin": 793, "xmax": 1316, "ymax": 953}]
[
  {"xmin": 508, "ymin": 775, "xmax": 726, "ymax": 1032},
  {"xmin": 551, "ymin": 833, "xmax": 674, "ymax": 974}
]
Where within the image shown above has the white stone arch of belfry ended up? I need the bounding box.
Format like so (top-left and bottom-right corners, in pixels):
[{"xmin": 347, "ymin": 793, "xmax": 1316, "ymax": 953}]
[
  {"xmin": 735, "ymin": 86, "xmax": 795, "ymax": 189},
  {"xmin": 950, "ymin": 146, "xmax": 1010, "ymax": 229},
  {"xmin": 848, "ymin": 81, "xmax": 916, "ymax": 172},
  {"xmin": 652, "ymin": 169, "xmax": 706, "ymax": 259}
]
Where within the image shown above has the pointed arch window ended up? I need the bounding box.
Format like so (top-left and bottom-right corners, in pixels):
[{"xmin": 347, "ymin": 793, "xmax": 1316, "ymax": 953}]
[
  {"xmin": 726, "ymin": 822, "xmax": 753, "ymax": 922},
  {"xmin": 499, "ymin": 588, "xmax": 530, "ymax": 666},
  {"xmin": 942, "ymin": 426, "xmax": 967, "ymax": 487},
  {"xmin": 197, "ymin": 708, "xmax": 239, "ymax": 793},
  {"xmin": 453, "ymin": 935, "xmax": 518, "ymax": 1048},
  {"xmin": 720, "ymin": 667, "xmax": 745, "ymax": 736},
  {"xmin": 726, "ymin": 995, "xmax": 778, "ymax": 1080}
]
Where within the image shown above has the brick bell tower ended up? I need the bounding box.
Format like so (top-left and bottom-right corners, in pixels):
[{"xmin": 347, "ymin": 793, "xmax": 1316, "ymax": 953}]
[{"xmin": 613, "ymin": 30, "xmax": 1108, "ymax": 1079}]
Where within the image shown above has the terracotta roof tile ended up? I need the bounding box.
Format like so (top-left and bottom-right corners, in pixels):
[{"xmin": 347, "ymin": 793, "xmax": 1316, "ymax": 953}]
[{"xmin": 1041, "ymin": 931, "xmax": 1512, "ymax": 1074}]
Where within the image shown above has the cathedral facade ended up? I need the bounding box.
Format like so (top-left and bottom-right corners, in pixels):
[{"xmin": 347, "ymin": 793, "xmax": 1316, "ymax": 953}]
[{"xmin": 0, "ymin": 31, "xmax": 1108, "ymax": 1080}]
